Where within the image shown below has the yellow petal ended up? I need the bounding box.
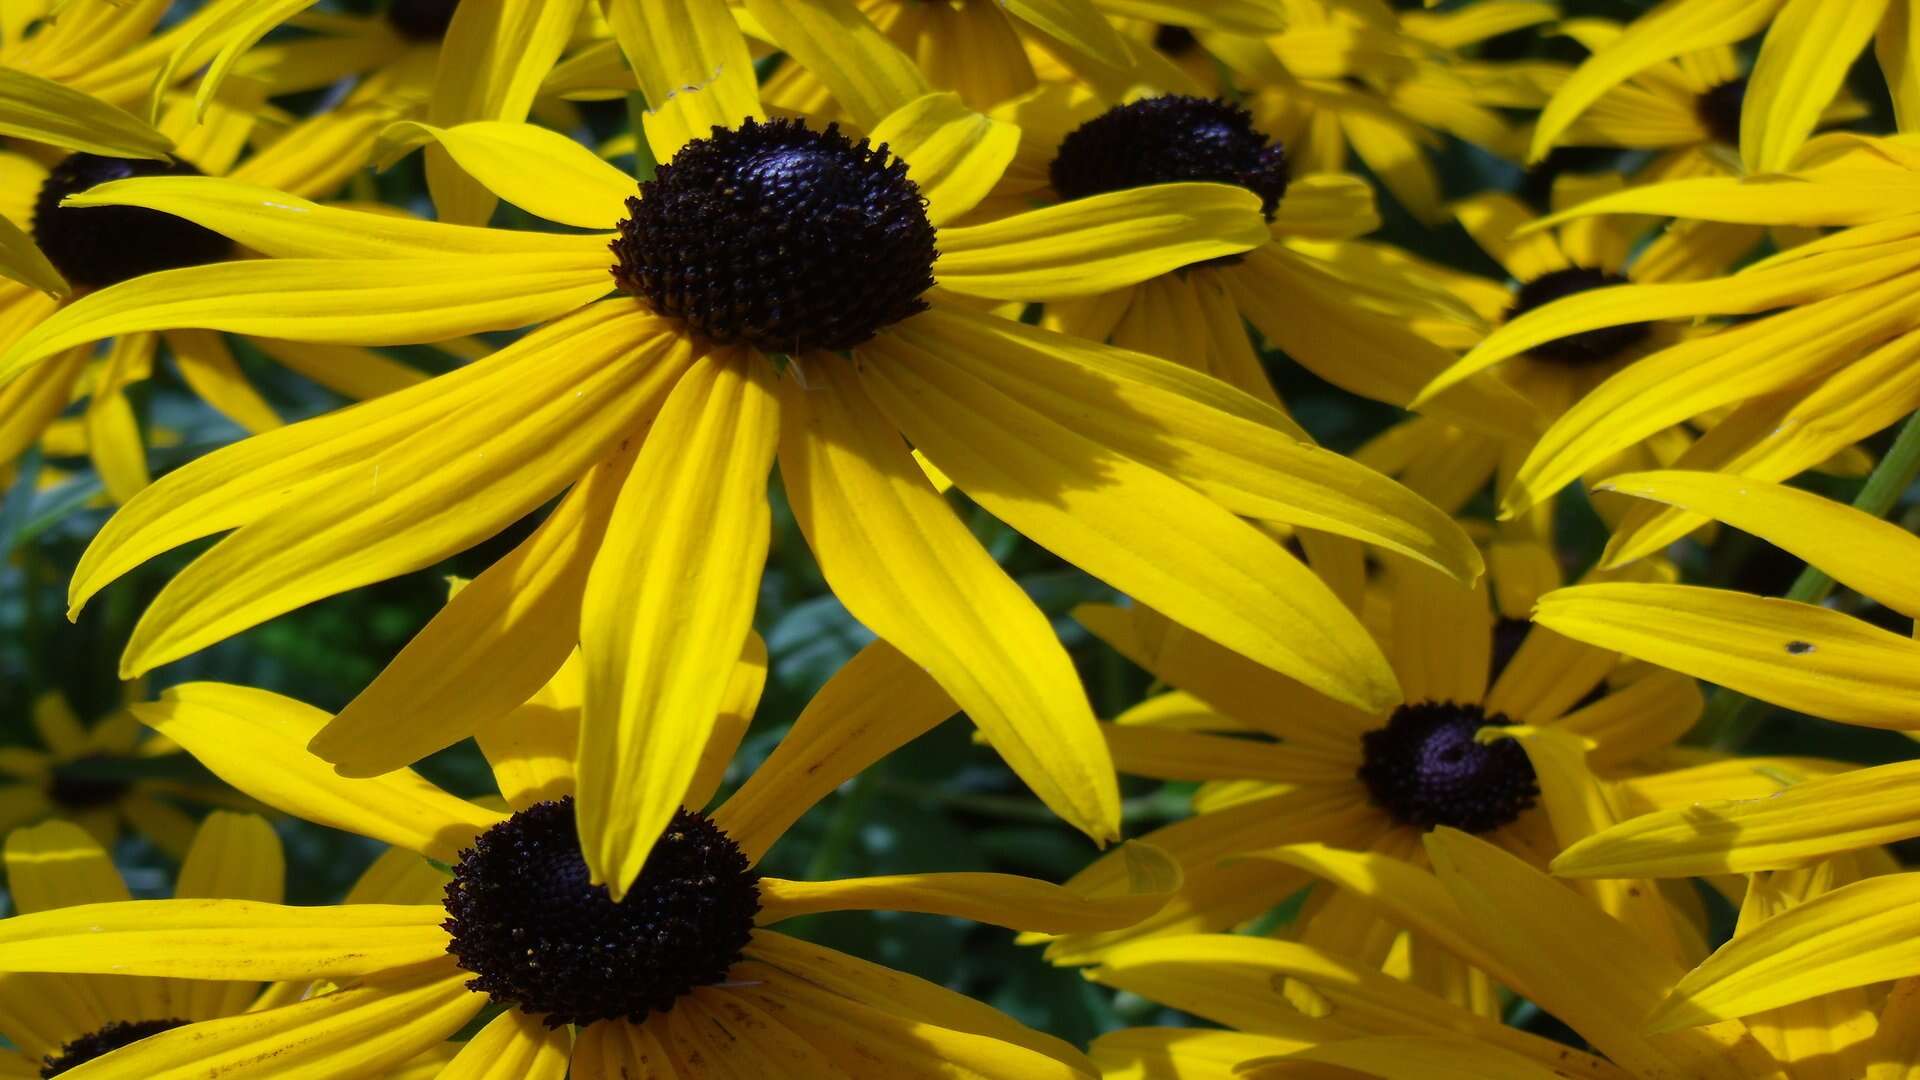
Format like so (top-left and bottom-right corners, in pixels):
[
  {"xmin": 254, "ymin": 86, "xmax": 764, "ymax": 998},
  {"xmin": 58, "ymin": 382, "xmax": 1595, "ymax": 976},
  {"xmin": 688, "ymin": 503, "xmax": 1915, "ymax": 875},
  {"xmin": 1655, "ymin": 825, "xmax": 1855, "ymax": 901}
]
[
  {"xmin": 777, "ymin": 357, "xmax": 1118, "ymax": 846},
  {"xmin": 1240, "ymin": 1036, "xmax": 1590, "ymax": 1080},
  {"xmin": 1535, "ymin": 583, "xmax": 1920, "ymax": 730},
  {"xmin": 309, "ymin": 448, "xmax": 633, "ymax": 776},
  {"xmin": 1653, "ymin": 872, "xmax": 1920, "ymax": 1032},
  {"xmin": 1386, "ymin": 561, "xmax": 1490, "ymax": 706},
  {"xmin": 1425, "ymin": 828, "xmax": 1772, "ymax": 1079},
  {"xmin": 741, "ymin": 0, "xmax": 929, "ymax": 128},
  {"xmin": 474, "ymin": 653, "xmax": 583, "ymax": 813},
  {"xmin": 380, "ymin": 120, "xmax": 636, "ymax": 230},
  {"xmin": 607, "ymin": 0, "xmax": 762, "ymax": 162},
  {"xmin": 1001, "ymin": 0, "xmax": 1130, "ymax": 68},
  {"xmin": 1596, "ymin": 470, "xmax": 1920, "ymax": 617},
  {"xmin": 1555, "ymin": 759, "xmax": 1920, "ymax": 878},
  {"xmin": 0, "ymin": 254, "xmax": 613, "ymax": 387},
  {"xmin": 170, "ymin": 811, "xmax": 285, "ymax": 1021},
  {"xmin": 1454, "ymin": 192, "xmax": 1568, "ymax": 282},
  {"xmin": 0, "ymin": 211, "xmax": 64, "ymax": 298},
  {"xmin": 759, "ymin": 842, "xmax": 1177, "ymax": 932},
  {"xmin": 1742, "ymin": 0, "xmax": 1890, "ymax": 172},
  {"xmin": 53, "ymin": 964, "xmax": 481, "ymax": 1080},
  {"xmin": 1530, "ymin": 0, "xmax": 1783, "ymax": 160},
  {"xmin": 4, "ymin": 819, "xmax": 131, "ymax": 913},
  {"xmin": 685, "ymin": 631, "xmax": 770, "ymax": 811},
  {"xmin": 164, "ymin": 330, "xmax": 282, "ymax": 433},
  {"xmin": 130, "ymin": 683, "xmax": 502, "ymax": 863},
  {"xmin": 869, "ymin": 92, "xmax": 1019, "ymax": 227},
  {"xmin": 0, "ymin": 67, "xmax": 171, "ymax": 158},
  {"xmin": 60, "ymin": 176, "xmax": 600, "ymax": 259},
  {"xmin": 0, "ymin": 898, "xmax": 447, "ymax": 980},
  {"xmin": 1090, "ymin": 1029, "xmax": 1307, "ymax": 1080},
  {"xmin": 421, "ymin": 0, "xmax": 587, "ymax": 225},
  {"xmin": 861, "ymin": 322, "xmax": 1400, "ymax": 713},
  {"xmin": 147, "ymin": 0, "xmax": 317, "ymax": 122},
  {"xmin": 436, "ymin": 1009, "xmax": 572, "ymax": 1080},
  {"xmin": 713, "ymin": 639, "xmax": 955, "ymax": 863},
  {"xmin": 577, "ymin": 347, "xmax": 779, "ymax": 899},
  {"xmin": 117, "ymin": 305, "xmax": 686, "ymax": 677},
  {"xmin": 937, "ymin": 183, "xmax": 1267, "ymax": 300},
  {"xmin": 888, "ymin": 307, "xmax": 1479, "ymax": 582}
]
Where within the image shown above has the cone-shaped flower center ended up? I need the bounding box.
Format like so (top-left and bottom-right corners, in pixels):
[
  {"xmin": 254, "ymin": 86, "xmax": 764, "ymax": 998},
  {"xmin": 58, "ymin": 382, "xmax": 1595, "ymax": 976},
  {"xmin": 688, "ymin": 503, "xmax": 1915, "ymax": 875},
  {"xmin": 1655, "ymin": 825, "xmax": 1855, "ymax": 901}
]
[
  {"xmin": 611, "ymin": 117, "xmax": 938, "ymax": 354},
  {"xmin": 387, "ymin": 0, "xmax": 460, "ymax": 41},
  {"xmin": 1507, "ymin": 266, "xmax": 1651, "ymax": 366},
  {"xmin": 42, "ymin": 1019, "xmax": 187, "ymax": 1077},
  {"xmin": 1697, "ymin": 77, "xmax": 1747, "ymax": 147},
  {"xmin": 1050, "ymin": 95, "xmax": 1290, "ymax": 220},
  {"xmin": 1356, "ymin": 701, "xmax": 1539, "ymax": 833},
  {"xmin": 442, "ymin": 797, "xmax": 761, "ymax": 1027},
  {"xmin": 34, "ymin": 154, "xmax": 233, "ymax": 291}
]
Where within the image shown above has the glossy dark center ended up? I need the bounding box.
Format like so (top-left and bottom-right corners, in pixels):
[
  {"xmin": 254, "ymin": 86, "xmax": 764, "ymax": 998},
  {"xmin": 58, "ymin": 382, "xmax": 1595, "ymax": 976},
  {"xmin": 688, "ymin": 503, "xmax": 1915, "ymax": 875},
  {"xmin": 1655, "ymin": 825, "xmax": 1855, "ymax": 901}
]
[
  {"xmin": 33, "ymin": 154, "xmax": 233, "ymax": 291},
  {"xmin": 1357, "ymin": 701, "xmax": 1538, "ymax": 833},
  {"xmin": 1050, "ymin": 94, "xmax": 1290, "ymax": 220},
  {"xmin": 442, "ymin": 797, "xmax": 761, "ymax": 1027},
  {"xmin": 1507, "ymin": 267, "xmax": 1651, "ymax": 367},
  {"xmin": 46, "ymin": 755, "xmax": 132, "ymax": 810},
  {"xmin": 610, "ymin": 117, "xmax": 937, "ymax": 353}
]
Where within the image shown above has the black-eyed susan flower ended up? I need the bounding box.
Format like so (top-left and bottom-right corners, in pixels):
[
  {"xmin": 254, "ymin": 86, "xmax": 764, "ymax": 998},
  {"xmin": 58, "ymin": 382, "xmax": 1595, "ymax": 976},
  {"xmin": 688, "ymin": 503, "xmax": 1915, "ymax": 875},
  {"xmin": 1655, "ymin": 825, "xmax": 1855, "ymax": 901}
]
[
  {"xmin": 2, "ymin": 23, "xmax": 1483, "ymax": 896},
  {"xmin": 1415, "ymin": 136, "xmax": 1920, "ymax": 528},
  {"xmin": 0, "ymin": 90, "xmax": 421, "ymax": 504},
  {"xmin": 1530, "ymin": 0, "xmax": 1899, "ymax": 177},
  {"xmin": 0, "ymin": 640, "xmax": 1179, "ymax": 1078},
  {"xmin": 0, "ymin": 690, "xmax": 245, "ymax": 859},
  {"xmin": 1026, "ymin": 548, "xmax": 1700, "ymax": 968},
  {"xmin": 988, "ymin": 89, "xmax": 1537, "ymax": 440},
  {"xmin": 0, "ymin": 812, "xmax": 456, "ymax": 1078}
]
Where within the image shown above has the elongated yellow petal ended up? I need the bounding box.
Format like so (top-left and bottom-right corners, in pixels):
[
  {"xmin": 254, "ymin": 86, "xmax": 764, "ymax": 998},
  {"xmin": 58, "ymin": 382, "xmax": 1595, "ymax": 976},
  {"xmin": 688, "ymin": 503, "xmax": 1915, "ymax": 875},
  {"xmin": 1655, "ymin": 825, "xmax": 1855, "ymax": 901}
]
[
  {"xmin": 1003, "ymin": 0, "xmax": 1130, "ymax": 68},
  {"xmin": 760, "ymin": 842, "xmax": 1176, "ymax": 932},
  {"xmin": 1454, "ymin": 192, "xmax": 1567, "ymax": 282},
  {"xmin": 937, "ymin": 183, "xmax": 1267, "ymax": 300},
  {"xmin": 578, "ymin": 347, "xmax": 779, "ymax": 899},
  {"xmin": 309, "ymin": 450, "xmax": 632, "ymax": 776},
  {"xmin": 148, "ymin": 0, "xmax": 317, "ymax": 121},
  {"xmin": 170, "ymin": 811, "xmax": 285, "ymax": 1021},
  {"xmin": 1100, "ymin": 725, "xmax": 1339, "ymax": 784},
  {"xmin": 778, "ymin": 358, "xmax": 1118, "ymax": 845},
  {"xmin": 381, "ymin": 120, "xmax": 635, "ymax": 230},
  {"xmin": 0, "ymin": 212, "xmax": 63, "ymax": 298},
  {"xmin": 1426, "ymin": 829, "xmax": 1773, "ymax": 1079},
  {"xmin": 1650, "ymin": 873, "xmax": 1920, "ymax": 1032},
  {"xmin": 888, "ymin": 308, "xmax": 1479, "ymax": 582},
  {"xmin": 1742, "ymin": 0, "xmax": 1889, "ymax": 172},
  {"xmin": 608, "ymin": 0, "xmax": 762, "ymax": 163},
  {"xmin": 1530, "ymin": 0, "xmax": 1782, "ymax": 160},
  {"xmin": 422, "ymin": 0, "xmax": 586, "ymax": 225},
  {"xmin": 474, "ymin": 653, "xmax": 582, "ymax": 813},
  {"xmin": 131, "ymin": 683, "xmax": 502, "ymax": 863},
  {"xmin": 1555, "ymin": 760, "xmax": 1920, "ymax": 878},
  {"xmin": 1536, "ymin": 583, "xmax": 1920, "ymax": 729},
  {"xmin": 165, "ymin": 329, "xmax": 281, "ymax": 433},
  {"xmin": 0, "ymin": 898, "xmax": 446, "ymax": 980},
  {"xmin": 870, "ymin": 92, "xmax": 1019, "ymax": 227},
  {"xmin": 1501, "ymin": 267, "xmax": 1920, "ymax": 516},
  {"xmin": 685, "ymin": 632, "xmax": 769, "ymax": 811},
  {"xmin": 437, "ymin": 1009, "xmax": 572, "ymax": 1080},
  {"xmin": 742, "ymin": 0, "xmax": 929, "ymax": 128},
  {"xmin": 61, "ymin": 176, "xmax": 601, "ymax": 259},
  {"xmin": 1090, "ymin": 1029, "xmax": 1309, "ymax": 1080},
  {"xmin": 861, "ymin": 323, "xmax": 1401, "ymax": 713},
  {"xmin": 1597, "ymin": 470, "xmax": 1920, "ymax": 617},
  {"xmin": 714, "ymin": 639, "xmax": 955, "ymax": 863},
  {"xmin": 56, "ymin": 964, "xmax": 481, "ymax": 1080},
  {"xmin": 1528, "ymin": 174, "xmax": 1920, "ymax": 231},
  {"xmin": 0, "ymin": 254, "xmax": 612, "ymax": 389},
  {"xmin": 0, "ymin": 67, "xmax": 170, "ymax": 158},
  {"xmin": 1240, "ymin": 1037, "xmax": 1587, "ymax": 1080}
]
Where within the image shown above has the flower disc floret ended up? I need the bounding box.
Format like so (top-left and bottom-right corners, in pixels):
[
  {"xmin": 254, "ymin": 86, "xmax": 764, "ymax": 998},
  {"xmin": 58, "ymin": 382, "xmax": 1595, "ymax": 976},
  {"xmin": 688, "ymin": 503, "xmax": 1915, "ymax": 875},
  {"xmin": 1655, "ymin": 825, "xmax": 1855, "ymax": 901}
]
[
  {"xmin": 1356, "ymin": 701, "xmax": 1539, "ymax": 833},
  {"xmin": 610, "ymin": 117, "xmax": 938, "ymax": 354},
  {"xmin": 442, "ymin": 797, "xmax": 761, "ymax": 1027},
  {"xmin": 1050, "ymin": 95, "xmax": 1290, "ymax": 220},
  {"xmin": 33, "ymin": 154, "xmax": 233, "ymax": 291},
  {"xmin": 42, "ymin": 1019, "xmax": 187, "ymax": 1077},
  {"xmin": 1508, "ymin": 267, "xmax": 1651, "ymax": 366}
]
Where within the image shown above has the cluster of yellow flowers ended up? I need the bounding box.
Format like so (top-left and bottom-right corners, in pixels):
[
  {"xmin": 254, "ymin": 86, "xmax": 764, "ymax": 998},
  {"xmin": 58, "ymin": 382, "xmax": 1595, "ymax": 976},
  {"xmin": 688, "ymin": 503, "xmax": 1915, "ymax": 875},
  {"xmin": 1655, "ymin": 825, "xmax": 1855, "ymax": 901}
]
[{"xmin": 0, "ymin": 0, "xmax": 1917, "ymax": 1076}]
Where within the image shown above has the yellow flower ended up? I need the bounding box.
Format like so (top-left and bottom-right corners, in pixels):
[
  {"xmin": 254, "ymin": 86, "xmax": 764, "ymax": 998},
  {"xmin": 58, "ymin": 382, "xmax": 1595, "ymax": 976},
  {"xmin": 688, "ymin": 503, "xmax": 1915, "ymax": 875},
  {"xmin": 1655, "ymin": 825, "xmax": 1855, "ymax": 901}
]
[
  {"xmin": 0, "ymin": 691, "xmax": 249, "ymax": 859},
  {"xmin": 0, "ymin": 11, "xmax": 1484, "ymax": 897},
  {"xmin": 0, "ymin": 640, "xmax": 1179, "ymax": 1079},
  {"xmin": 0, "ymin": 813, "xmax": 455, "ymax": 1077},
  {"xmin": 1025, "ymin": 547, "xmax": 1701, "ymax": 969},
  {"xmin": 1093, "ymin": 832, "xmax": 1901, "ymax": 1079},
  {"xmin": 1530, "ymin": 0, "xmax": 1899, "ymax": 177},
  {"xmin": 1417, "ymin": 134, "xmax": 1920, "ymax": 531}
]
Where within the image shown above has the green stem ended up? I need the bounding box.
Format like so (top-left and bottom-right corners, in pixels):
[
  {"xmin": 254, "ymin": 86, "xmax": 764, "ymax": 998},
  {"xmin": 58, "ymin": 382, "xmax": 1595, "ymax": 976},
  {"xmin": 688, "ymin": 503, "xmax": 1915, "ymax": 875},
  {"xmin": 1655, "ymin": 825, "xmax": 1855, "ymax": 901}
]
[{"xmin": 1698, "ymin": 409, "xmax": 1920, "ymax": 750}]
